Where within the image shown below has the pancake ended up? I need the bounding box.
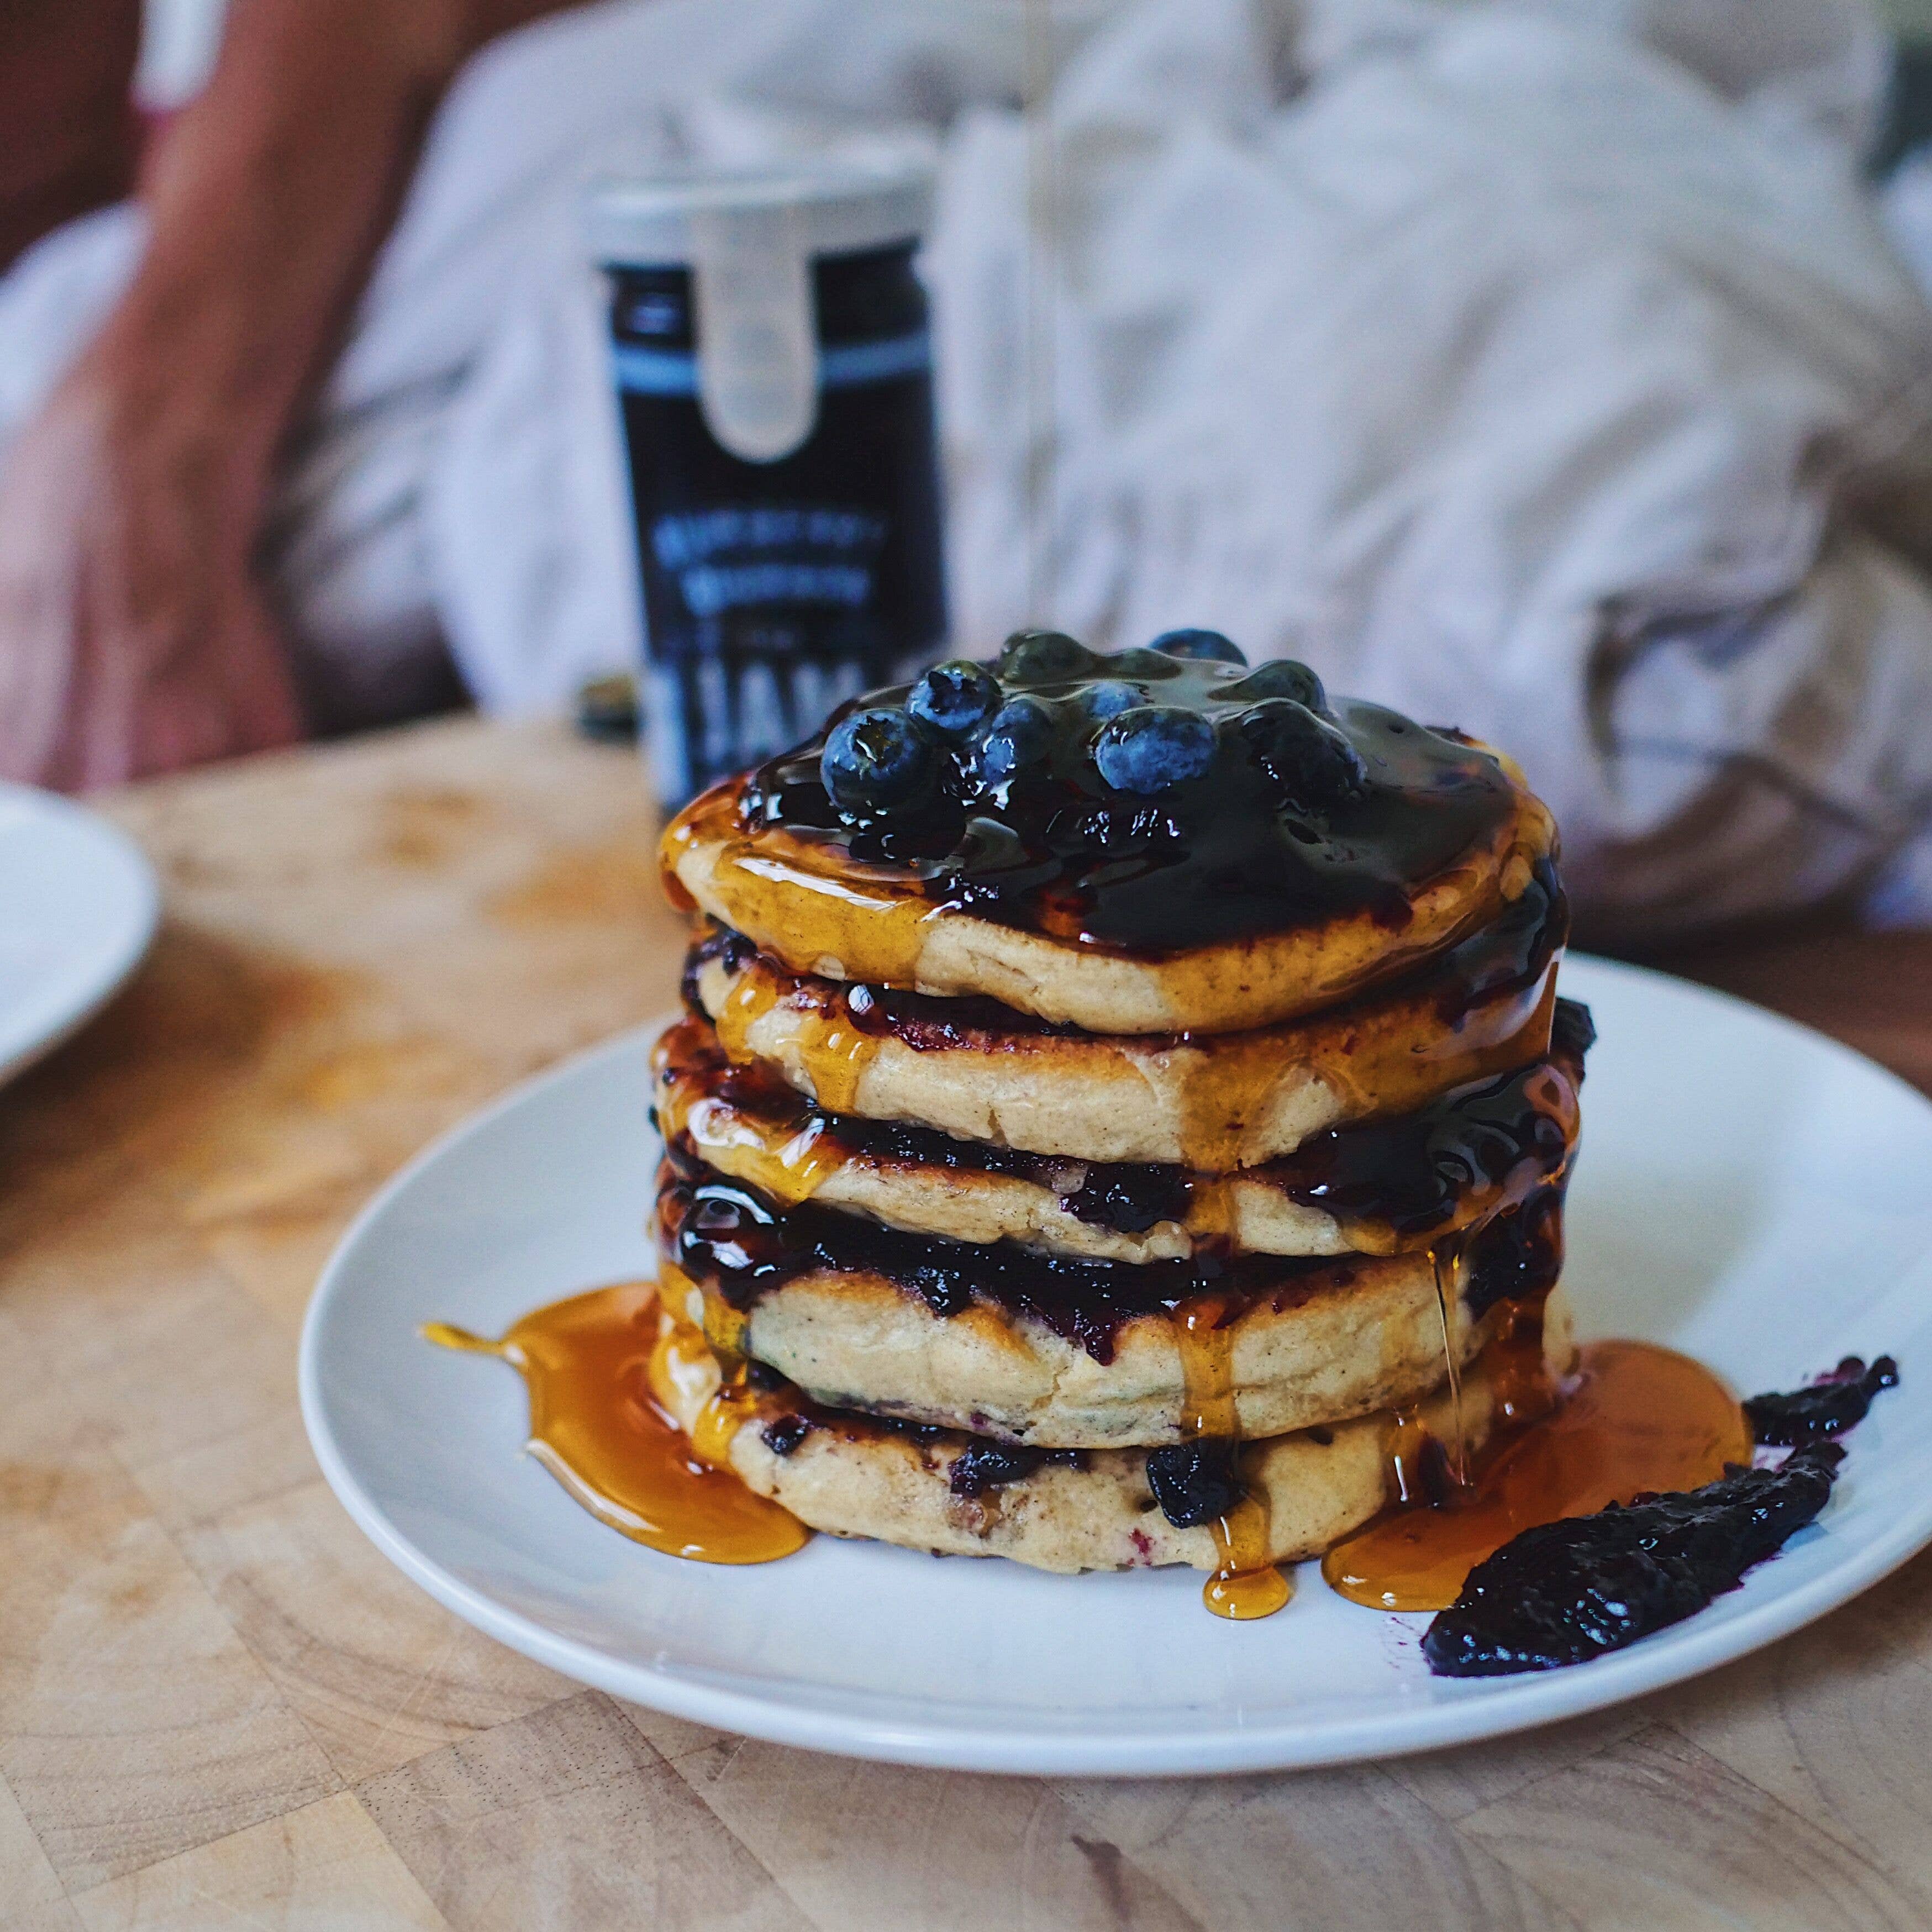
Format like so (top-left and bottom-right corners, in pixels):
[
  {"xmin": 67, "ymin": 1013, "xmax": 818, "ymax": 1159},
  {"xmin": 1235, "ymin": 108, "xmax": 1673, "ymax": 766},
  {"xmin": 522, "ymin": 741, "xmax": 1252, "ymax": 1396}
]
[
  {"xmin": 662, "ymin": 639, "xmax": 1555, "ymax": 1038},
  {"xmin": 666, "ymin": 772, "xmax": 1552, "ymax": 1038},
  {"xmin": 652, "ymin": 1002, "xmax": 1586, "ymax": 1262},
  {"xmin": 654, "ymin": 1169, "xmax": 1570, "ymax": 1446},
  {"xmin": 648, "ymin": 1299, "xmax": 1576, "ymax": 1575},
  {"xmin": 685, "ymin": 867, "xmax": 1561, "ymax": 1167}
]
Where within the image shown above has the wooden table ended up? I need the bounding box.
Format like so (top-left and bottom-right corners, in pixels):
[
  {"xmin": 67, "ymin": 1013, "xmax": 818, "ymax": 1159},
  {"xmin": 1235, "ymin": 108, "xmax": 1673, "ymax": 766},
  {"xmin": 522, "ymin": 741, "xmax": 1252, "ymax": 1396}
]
[{"xmin": 4, "ymin": 714, "xmax": 1931, "ymax": 1932}]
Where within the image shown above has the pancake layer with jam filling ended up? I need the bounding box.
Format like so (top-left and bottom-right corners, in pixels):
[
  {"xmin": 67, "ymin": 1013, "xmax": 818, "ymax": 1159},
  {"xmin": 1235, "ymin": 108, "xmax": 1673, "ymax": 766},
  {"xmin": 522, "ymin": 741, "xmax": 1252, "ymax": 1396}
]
[
  {"xmin": 663, "ymin": 640, "xmax": 1557, "ymax": 1036},
  {"xmin": 648, "ymin": 1276, "xmax": 1576, "ymax": 1575},
  {"xmin": 654, "ymin": 1150, "xmax": 1571, "ymax": 1447},
  {"xmin": 652, "ymin": 999, "xmax": 1587, "ymax": 1264},
  {"xmin": 682, "ymin": 861, "xmax": 1562, "ymax": 1168}
]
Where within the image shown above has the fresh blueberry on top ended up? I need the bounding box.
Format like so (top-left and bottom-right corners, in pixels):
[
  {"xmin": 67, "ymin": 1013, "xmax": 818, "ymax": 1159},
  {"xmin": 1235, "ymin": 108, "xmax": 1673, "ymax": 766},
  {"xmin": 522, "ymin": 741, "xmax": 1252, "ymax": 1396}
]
[
  {"xmin": 999, "ymin": 629, "xmax": 1098, "ymax": 684},
  {"xmin": 1149, "ymin": 628, "xmax": 1246, "ymax": 666},
  {"xmin": 1080, "ymin": 680, "xmax": 1143, "ymax": 723},
  {"xmin": 1238, "ymin": 698, "xmax": 1368, "ymax": 809},
  {"xmin": 821, "ymin": 707, "xmax": 938, "ymax": 812},
  {"xmin": 1225, "ymin": 658, "xmax": 1327, "ymax": 712},
  {"xmin": 908, "ymin": 659, "xmax": 1001, "ymax": 739},
  {"xmin": 1093, "ymin": 706, "xmax": 1218, "ymax": 793},
  {"xmin": 973, "ymin": 695, "xmax": 1057, "ymax": 783}
]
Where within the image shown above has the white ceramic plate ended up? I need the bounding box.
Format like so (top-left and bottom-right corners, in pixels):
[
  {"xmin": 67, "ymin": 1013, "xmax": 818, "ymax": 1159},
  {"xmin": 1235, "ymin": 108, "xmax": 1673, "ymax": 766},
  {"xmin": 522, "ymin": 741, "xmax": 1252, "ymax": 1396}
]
[
  {"xmin": 0, "ymin": 783, "xmax": 159, "ymax": 1087},
  {"xmin": 301, "ymin": 956, "xmax": 1932, "ymax": 1776}
]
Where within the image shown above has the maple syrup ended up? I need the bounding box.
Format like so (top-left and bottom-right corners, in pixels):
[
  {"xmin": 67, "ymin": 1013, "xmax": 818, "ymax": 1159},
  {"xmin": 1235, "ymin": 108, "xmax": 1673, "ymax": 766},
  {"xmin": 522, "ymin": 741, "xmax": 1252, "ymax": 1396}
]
[
  {"xmin": 1323, "ymin": 1326, "xmax": 1748, "ymax": 1612},
  {"xmin": 1173, "ymin": 1293, "xmax": 1292, "ymax": 1619},
  {"xmin": 424, "ymin": 1282, "xmax": 806, "ymax": 1565}
]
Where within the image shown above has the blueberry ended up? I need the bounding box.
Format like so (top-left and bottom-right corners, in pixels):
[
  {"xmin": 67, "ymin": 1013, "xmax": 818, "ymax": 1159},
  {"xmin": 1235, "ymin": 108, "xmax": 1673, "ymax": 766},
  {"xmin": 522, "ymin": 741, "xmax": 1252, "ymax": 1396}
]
[
  {"xmin": 1080, "ymin": 680, "xmax": 1143, "ymax": 723},
  {"xmin": 821, "ymin": 707, "xmax": 938, "ymax": 813},
  {"xmin": 1145, "ymin": 1442, "xmax": 1243, "ymax": 1528},
  {"xmin": 1149, "ymin": 628, "xmax": 1246, "ymax": 667},
  {"xmin": 1093, "ymin": 706, "xmax": 1217, "ymax": 793},
  {"xmin": 1225, "ymin": 658, "xmax": 1327, "ymax": 712},
  {"xmin": 760, "ymin": 1414, "xmax": 810, "ymax": 1457},
  {"xmin": 908, "ymin": 659, "xmax": 1001, "ymax": 739},
  {"xmin": 949, "ymin": 1443, "xmax": 1045, "ymax": 1497},
  {"xmin": 973, "ymin": 696, "xmax": 1056, "ymax": 783},
  {"xmin": 1238, "ymin": 699, "xmax": 1367, "ymax": 809},
  {"xmin": 999, "ymin": 629, "xmax": 1098, "ymax": 685}
]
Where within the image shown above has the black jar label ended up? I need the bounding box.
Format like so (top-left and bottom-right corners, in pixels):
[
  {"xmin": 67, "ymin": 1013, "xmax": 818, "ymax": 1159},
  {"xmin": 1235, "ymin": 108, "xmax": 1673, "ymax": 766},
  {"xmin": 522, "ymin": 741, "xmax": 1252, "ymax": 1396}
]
[{"xmin": 607, "ymin": 245, "xmax": 947, "ymax": 811}]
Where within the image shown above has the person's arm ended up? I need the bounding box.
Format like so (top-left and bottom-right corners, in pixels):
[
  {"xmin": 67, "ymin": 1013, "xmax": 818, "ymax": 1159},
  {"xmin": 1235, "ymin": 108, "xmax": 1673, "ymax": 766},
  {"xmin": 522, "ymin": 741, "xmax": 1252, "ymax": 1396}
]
[{"xmin": 0, "ymin": 0, "xmax": 585, "ymax": 791}]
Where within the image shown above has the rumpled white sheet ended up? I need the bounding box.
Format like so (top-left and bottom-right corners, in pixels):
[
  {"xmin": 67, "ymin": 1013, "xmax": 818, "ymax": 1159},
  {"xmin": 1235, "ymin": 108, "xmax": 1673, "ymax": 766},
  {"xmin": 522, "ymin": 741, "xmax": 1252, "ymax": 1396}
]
[{"xmin": 6, "ymin": 0, "xmax": 1932, "ymax": 938}]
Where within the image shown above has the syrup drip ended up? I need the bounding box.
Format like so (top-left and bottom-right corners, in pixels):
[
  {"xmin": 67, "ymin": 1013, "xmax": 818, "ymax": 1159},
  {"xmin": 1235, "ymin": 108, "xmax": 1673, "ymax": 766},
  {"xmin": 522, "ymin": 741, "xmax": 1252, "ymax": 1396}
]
[
  {"xmin": 1175, "ymin": 1296, "xmax": 1291, "ymax": 1619},
  {"xmin": 710, "ymin": 953, "xmax": 882, "ymax": 1115},
  {"xmin": 1322, "ymin": 1333, "xmax": 1748, "ymax": 1612},
  {"xmin": 423, "ymin": 1283, "xmax": 806, "ymax": 1565},
  {"xmin": 1430, "ymin": 1243, "xmax": 1469, "ymax": 1484}
]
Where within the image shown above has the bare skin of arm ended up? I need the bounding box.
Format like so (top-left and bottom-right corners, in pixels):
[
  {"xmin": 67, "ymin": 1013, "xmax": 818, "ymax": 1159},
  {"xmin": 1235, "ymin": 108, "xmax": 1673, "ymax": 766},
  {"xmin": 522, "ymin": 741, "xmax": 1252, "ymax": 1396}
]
[{"xmin": 0, "ymin": 0, "xmax": 585, "ymax": 790}]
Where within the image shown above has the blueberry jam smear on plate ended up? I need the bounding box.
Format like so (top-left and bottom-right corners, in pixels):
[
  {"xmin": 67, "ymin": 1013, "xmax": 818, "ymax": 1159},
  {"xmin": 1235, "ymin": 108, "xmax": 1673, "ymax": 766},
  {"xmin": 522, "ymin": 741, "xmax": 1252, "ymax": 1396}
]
[
  {"xmin": 1422, "ymin": 1357, "xmax": 1899, "ymax": 1678},
  {"xmin": 1743, "ymin": 1356, "xmax": 1899, "ymax": 1449},
  {"xmin": 739, "ymin": 628, "xmax": 1522, "ymax": 951}
]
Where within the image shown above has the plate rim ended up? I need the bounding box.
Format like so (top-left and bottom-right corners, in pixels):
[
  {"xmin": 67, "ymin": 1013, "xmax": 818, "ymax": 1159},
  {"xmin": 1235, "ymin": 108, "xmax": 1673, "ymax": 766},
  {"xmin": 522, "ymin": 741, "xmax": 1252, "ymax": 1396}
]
[
  {"xmin": 0, "ymin": 782, "xmax": 160, "ymax": 1087},
  {"xmin": 298, "ymin": 954, "xmax": 1932, "ymax": 1776}
]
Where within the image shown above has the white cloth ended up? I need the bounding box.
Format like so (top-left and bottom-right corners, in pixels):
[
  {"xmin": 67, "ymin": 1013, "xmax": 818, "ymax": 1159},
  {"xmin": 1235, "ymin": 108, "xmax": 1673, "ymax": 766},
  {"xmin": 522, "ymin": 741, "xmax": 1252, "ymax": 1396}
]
[{"xmin": 5, "ymin": 0, "xmax": 1932, "ymax": 938}]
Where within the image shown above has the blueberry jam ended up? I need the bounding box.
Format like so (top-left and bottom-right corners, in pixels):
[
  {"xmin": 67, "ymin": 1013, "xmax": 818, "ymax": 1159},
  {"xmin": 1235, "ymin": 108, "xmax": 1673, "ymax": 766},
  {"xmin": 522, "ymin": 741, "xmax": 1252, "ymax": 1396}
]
[
  {"xmin": 1422, "ymin": 1446, "xmax": 1846, "ymax": 1676},
  {"xmin": 1744, "ymin": 1356, "xmax": 1900, "ymax": 1448},
  {"xmin": 947, "ymin": 1441, "xmax": 1082, "ymax": 1498},
  {"xmin": 1262, "ymin": 994, "xmax": 1588, "ymax": 1255},
  {"xmin": 736, "ymin": 629, "xmax": 1523, "ymax": 951},
  {"xmin": 655, "ymin": 1148, "xmax": 1564, "ymax": 1367},
  {"xmin": 1422, "ymin": 1356, "xmax": 1898, "ymax": 1676},
  {"xmin": 656, "ymin": 1150, "xmax": 1324, "ymax": 1363}
]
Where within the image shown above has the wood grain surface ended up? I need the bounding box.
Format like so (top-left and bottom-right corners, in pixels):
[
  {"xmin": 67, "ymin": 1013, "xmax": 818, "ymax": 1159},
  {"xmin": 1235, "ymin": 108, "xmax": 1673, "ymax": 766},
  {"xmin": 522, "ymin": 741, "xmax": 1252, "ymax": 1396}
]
[{"xmin": 3, "ymin": 713, "xmax": 1931, "ymax": 1932}]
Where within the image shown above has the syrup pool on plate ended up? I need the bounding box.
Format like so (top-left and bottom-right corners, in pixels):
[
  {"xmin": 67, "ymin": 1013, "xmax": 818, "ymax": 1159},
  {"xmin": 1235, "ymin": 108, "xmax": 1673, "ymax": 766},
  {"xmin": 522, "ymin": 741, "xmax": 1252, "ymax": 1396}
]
[
  {"xmin": 1323, "ymin": 1323, "xmax": 1750, "ymax": 1613},
  {"xmin": 424, "ymin": 1282, "xmax": 806, "ymax": 1565}
]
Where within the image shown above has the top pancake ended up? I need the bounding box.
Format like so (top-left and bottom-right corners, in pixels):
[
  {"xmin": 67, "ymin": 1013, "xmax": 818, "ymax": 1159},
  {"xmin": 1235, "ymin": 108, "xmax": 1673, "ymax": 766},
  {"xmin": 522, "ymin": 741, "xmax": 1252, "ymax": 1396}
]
[{"xmin": 663, "ymin": 636, "xmax": 1556, "ymax": 1036}]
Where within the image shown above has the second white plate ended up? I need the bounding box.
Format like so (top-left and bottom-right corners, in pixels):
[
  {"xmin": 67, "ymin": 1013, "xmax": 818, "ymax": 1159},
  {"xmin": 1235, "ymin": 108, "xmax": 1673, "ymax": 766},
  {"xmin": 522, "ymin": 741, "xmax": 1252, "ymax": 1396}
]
[
  {"xmin": 0, "ymin": 783, "xmax": 158, "ymax": 1087},
  {"xmin": 300, "ymin": 956, "xmax": 1932, "ymax": 1776}
]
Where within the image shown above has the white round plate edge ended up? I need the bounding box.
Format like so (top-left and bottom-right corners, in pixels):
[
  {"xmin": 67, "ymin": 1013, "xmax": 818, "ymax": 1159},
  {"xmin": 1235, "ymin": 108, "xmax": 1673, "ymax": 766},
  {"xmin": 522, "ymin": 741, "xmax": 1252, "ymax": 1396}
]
[
  {"xmin": 0, "ymin": 783, "xmax": 160, "ymax": 1086},
  {"xmin": 298, "ymin": 955, "xmax": 1932, "ymax": 1777}
]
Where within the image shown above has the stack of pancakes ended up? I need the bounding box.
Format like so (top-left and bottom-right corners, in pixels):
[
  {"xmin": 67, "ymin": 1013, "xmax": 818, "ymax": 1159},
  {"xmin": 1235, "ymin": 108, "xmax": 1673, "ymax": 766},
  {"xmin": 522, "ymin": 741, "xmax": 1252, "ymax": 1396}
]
[{"xmin": 646, "ymin": 633, "xmax": 1584, "ymax": 1603}]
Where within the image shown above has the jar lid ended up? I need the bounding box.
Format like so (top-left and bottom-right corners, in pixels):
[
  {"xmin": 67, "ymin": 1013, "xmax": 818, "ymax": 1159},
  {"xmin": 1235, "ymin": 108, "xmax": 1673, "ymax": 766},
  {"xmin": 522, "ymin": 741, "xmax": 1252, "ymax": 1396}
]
[
  {"xmin": 586, "ymin": 161, "xmax": 933, "ymax": 269},
  {"xmin": 587, "ymin": 161, "xmax": 934, "ymax": 467}
]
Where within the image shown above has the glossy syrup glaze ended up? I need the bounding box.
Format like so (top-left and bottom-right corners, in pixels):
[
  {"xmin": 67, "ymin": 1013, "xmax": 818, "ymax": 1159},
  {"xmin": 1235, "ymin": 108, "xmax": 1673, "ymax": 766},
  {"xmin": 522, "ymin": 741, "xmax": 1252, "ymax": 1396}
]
[
  {"xmin": 423, "ymin": 1284, "xmax": 807, "ymax": 1564},
  {"xmin": 707, "ymin": 645, "xmax": 1524, "ymax": 953},
  {"xmin": 1322, "ymin": 1315, "xmax": 1750, "ymax": 1612}
]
